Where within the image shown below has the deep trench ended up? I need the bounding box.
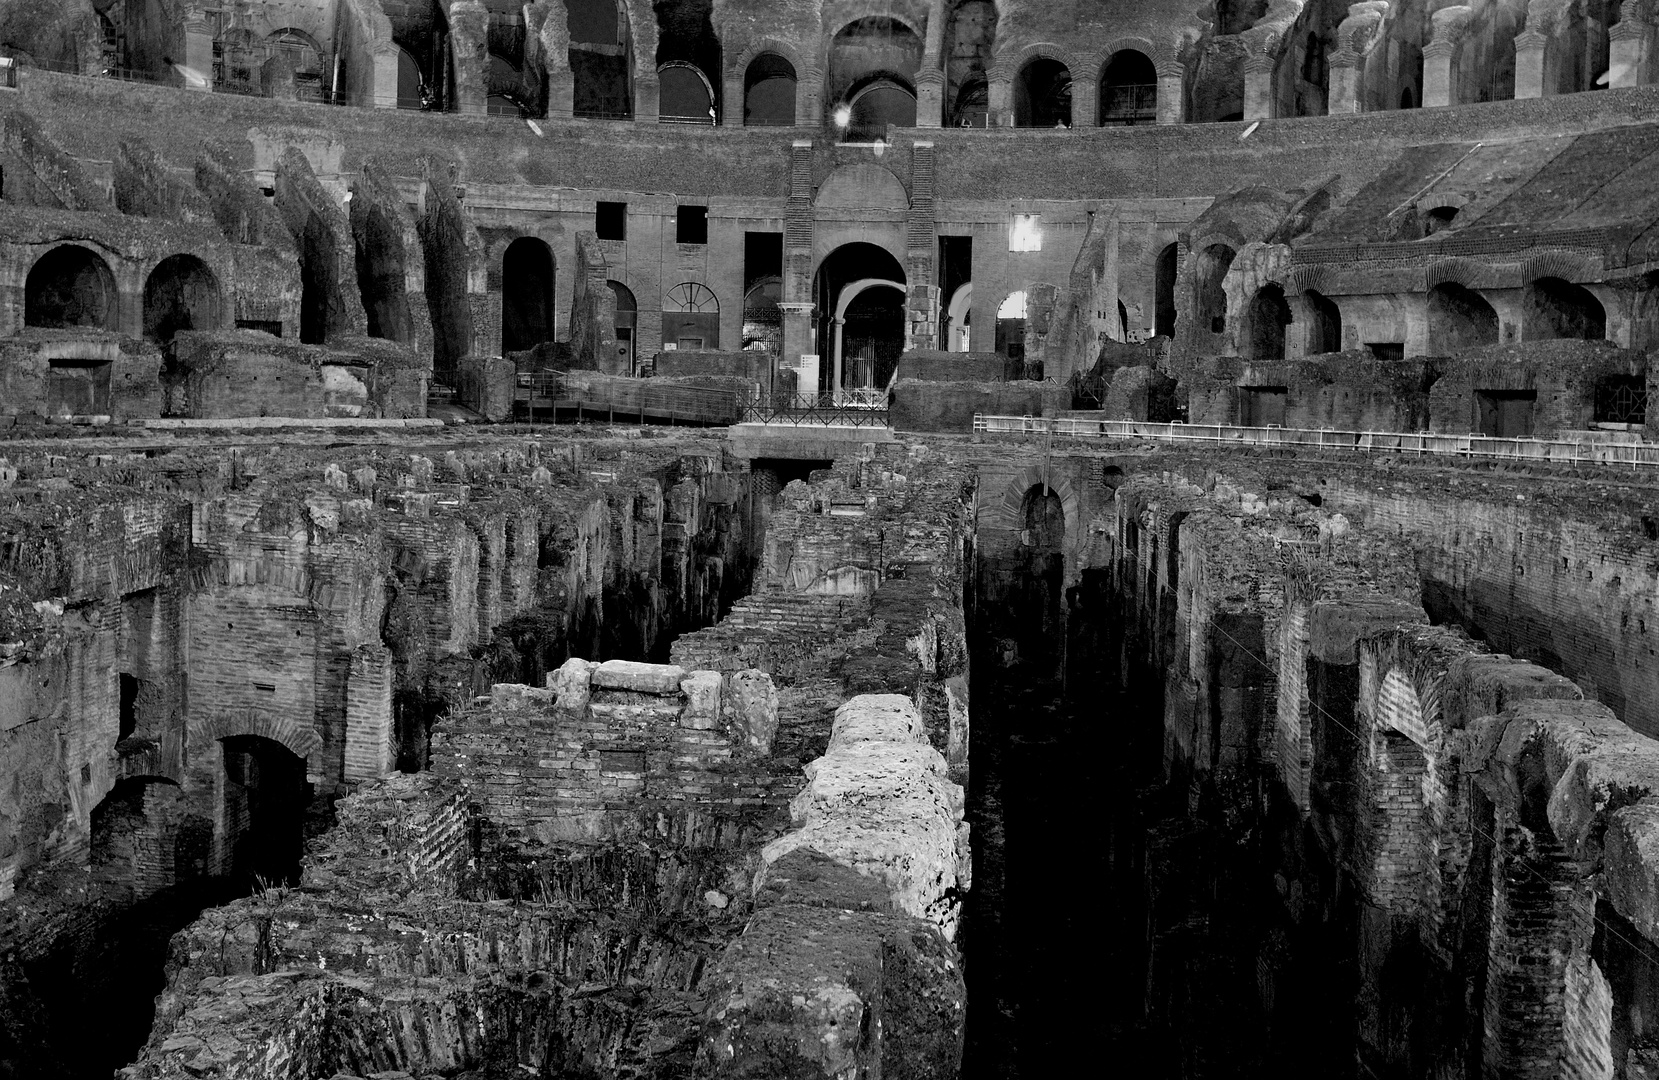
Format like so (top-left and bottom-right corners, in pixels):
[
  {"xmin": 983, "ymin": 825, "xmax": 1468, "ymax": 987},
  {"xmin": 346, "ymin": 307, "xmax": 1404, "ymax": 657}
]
[{"xmin": 963, "ymin": 550, "xmax": 1359, "ymax": 1078}]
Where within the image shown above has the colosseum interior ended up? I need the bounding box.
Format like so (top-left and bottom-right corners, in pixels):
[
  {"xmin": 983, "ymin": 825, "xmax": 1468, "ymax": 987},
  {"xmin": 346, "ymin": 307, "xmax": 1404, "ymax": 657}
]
[{"xmin": 4, "ymin": 1, "xmax": 1659, "ymax": 1078}]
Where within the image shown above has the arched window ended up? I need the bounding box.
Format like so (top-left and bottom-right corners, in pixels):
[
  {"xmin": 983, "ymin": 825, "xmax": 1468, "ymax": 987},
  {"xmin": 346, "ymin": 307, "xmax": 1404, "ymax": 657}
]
[
  {"xmin": 1400, "ymin": 85, "xmax": 1417, "ymax": 110},
  {"xmin": 396, "ymin": 46, "xmax": 423, "ymax": 110},
  {"xmin": 1427, "ymin": 282, "xmax": 1499, "ymax": 354},
  {"xmin": 842, "ymin": 77, "xmax": 917, "ymax": 141},
  {"xmin": 143, "ymin": 254, "xmax": 221, "ymax": 344},
  {"xmin": 1525, "ymin": 278, "xmax": 1606, "ymax": 340},
  {"xmin": 610, "ymin": 280, "xmax": 637, "ymax": 373},
  {"xmin": 25, "ymin": 245, "xmax": 118, "ymax": 330},
  {"xmin": 1015, "ymin": 57, "xmax": 1072, "ymax": 127},
  {"xmin": 1246, "ymin": 284, "xmax": 1291, "ymax": 360},
  {"xmin": 829, "ymin": 17, "xmax": 923, "ymax": 131},
  {"xmin": 1424, "ymin": 205, "xmax": 1459, "ymax": 235},
  {"xmin": 501, "ymin": 237, "xmax": 555, "ymax": 353},
  {"xmin": 664, "ymin": 282, "xmax": 719, "ymax": 350},
  {"xmin": 659, "ymin": 61, "xmax": 716, "ymax": 124},
  {"xmin": 1154, "ymin": 244, "xmax": 1178, "ymax": 337},
  {"xmin": 569, "ymin": 0, "xmax": 630, "ymax": 118},
  {"xmin": 487, "ymin": 53, "xmax": 523, "ymax": 115},
  {"xmin": 1100, "ymin": 50, "xmax": 1156, "ymax": 126},
  {"xmin": 744, "ymin": 53, "xmax": 796, "ymax": 125}
]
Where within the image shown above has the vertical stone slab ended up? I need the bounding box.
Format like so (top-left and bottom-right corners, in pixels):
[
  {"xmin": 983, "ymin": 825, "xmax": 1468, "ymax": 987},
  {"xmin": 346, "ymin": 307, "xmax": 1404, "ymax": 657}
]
[
  {"xmin": 344, "ymin": 644, "xmax": 394, "ymax": 781},
  {"xmin": 1423, "ymin": 40, "xmax": 1457, "ymax": 107},
  {"xmin": 1514, "ymin": 29, "xmax": 1548, "ymax": 99}
]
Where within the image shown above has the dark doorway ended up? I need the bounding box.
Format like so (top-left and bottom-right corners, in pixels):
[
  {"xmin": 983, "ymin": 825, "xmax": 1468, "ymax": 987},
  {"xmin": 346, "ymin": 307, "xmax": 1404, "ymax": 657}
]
[
  {"xmin": 1241, "ymin": 385, "xmax": 1288, "ymax": 427},
  {"xmin": 1524, "ymin": 277, "xmax": 1606, "ymax": 340},
  {"xmin": 1100, "ymin": 50, "xmax": 1157, "ymax": 125},
  {"xmin": 353, "ymin": 205, "xmax": 414, "ymax": 343},
  {"xmin": 45, "ymin": 359, "xmax": 111, "ymax": 417},
  {"xmin": 744, "ymin": 53, "xmax": 796, "ymax": 125},
  {"xmin": 1306, "ymin": 289, "xmax": 1342, "ymax": 354},
  {"xmin": 1015, "ymin": 57, "xmax": 1072, "ymax": 127},
  {"xmin": 1247, "ymin": 284, "xmax": 1291, "ymax": 360},
  {"xmin": 119, "ymin": 673, "xmax": 139, "ymax": 740},
  {"xmin": 25, "ymin": 245, "xmax": 119, "ymax": 330},
  {"xmin": 1476, "ymin": 389, "xmax": 1537, "ymax": 437},
  {"xmin": 220, "ymin": 735, "xmax": 310, "ymax": 887},
  {"xmin": 501, "ymin": 237, "xmax": 556, "ymax": 353},
  {"xmin": 143, "ymin": 255, "xmax": 220, "ymax": 344},
  {"xmin": 1154, "ymin": 244, "xmax": 1178, "ymax": 337}
]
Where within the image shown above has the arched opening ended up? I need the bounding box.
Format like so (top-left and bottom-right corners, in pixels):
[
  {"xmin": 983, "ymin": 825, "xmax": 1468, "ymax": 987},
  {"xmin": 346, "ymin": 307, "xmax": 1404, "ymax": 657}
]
[
  {"xmin": 658, "ymin": 61, "xmax": 716, "ymax": 124},
  {"xmin": 396, "ymin": 46, "xmax": 424, "ymax": 109},
  {"xmin": 1306, "ymin": 289, "xmax": 1343, "ymax": 354},
  {"xmin": 829, "ymin": 17, "xmax": 922, "ymax": 131},
  {"xmin": 744, "ymin": 53, "xmax": 796, "ymax": 125},
  {"xmin": 1400, "ymin": 85, "xmax": 1417, "ymax": 109},
  {"xmin": 1021, "ymin": 483, "xmax": 1066, "ymax": 550},
  {"xmin": 143, "ymin": 255, "xmax": 221, "ymax": 345},
  {"xmin": 1246, "ymin": 284, "xmax": 1291, "ymax": 360},
  {"xmin": 1424, "ymin": 205, "xmax": 1459, "ymax": 235},
  {"xmin": 1100, "ymin": 50, "xmax": 1156, "ymax": 125},
  {"xmin": 814, "ymin": 243, "xmax": 907, "ymax": 398},
  {"xmin": 486, "ymin": 52, "xmax": 524, "ymax": 115},
  {"xmin": 945, "ymin": 0, "xmax": 997, "ymax": 127},
  {"xmin": 1154, "ymin": 244, "xmax": 1178, "ymax": 337},
  {"xmin": 664, "ymin": 282, "xmax": 719, "ymax": 351},
  {"xmin": 997, "ymin": 290, "xmax": 1028, "ymax": 371},
  {"xmin": 1297, "ymin": 31, "xmax": 1327, "ymax": 116},
  {"xmin": 843, "ymin": 77, "xmax": 917, "ymax": 140},
  {"xmin": 25, "ymin": 245, "xmax": 118, "ymax": 330},
  {"xmin": 1427, "ymin": 282, "xmax": 1500, "ymax": 354},
  {"xmin": 501, "ymin": 237, "xmax": 556, "ymax": 354},
  {"xmin": 946, "ymin": 283, "xmax": 974, "ymax": 352},
  {"xmin": 610, "ymin": 280, "xmax": 637, "ymax": 373},
  {"xmin": 353, "ymin": 205, "xmax": 414, "ymax": 344},
  {"xmin": 742, "ymin": 277, "xmax": 783, "ymax": 359},
  {"xmin": 569, "ymin": 0, "xmax": 631, "ymax": 119},
  {"xmin": 1525, "ymin": 278, "xmax": 1606, "ymax": 340},
  {"xmin": 654, "ymin": 0, "xmax": 721, "ymax": 122},
  {"xmin": 1015, "ymin": 57, "xmax": 1072, "ymax": 127},
  {"xmin": 119, "ymin": 672, "xmax": 139, "ymax": 741},
  {"xmin": 1195, "ymin": 244, "xmax": 1236, "ymax": 335},
  {"xmin": 220, "ymin": 735, "xmax": 311, "ymax": 888}
]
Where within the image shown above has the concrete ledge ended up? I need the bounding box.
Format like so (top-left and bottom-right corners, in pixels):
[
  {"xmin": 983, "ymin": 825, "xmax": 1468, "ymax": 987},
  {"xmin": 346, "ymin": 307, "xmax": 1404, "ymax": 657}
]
[{"xmin": 728, "ymin": 422, "xmax": 896, "ymax": 461}]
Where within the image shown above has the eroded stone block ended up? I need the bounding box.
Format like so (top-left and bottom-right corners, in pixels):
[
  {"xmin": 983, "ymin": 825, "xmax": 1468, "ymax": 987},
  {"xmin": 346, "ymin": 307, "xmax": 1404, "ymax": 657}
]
[{"xmin": 593, "ymin": 659, "xmax": 686, "ymax": 694}]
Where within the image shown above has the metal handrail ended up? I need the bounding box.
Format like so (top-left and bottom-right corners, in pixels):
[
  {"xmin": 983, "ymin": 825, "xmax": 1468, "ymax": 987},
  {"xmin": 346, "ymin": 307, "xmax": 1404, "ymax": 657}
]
[
  {"xmin": 740, "ymin": 393, "xmax": 891, "ymax": 428},
  {"xmin": 972, "ymin": 415, "xmax": 1659, "ymax": 467}
]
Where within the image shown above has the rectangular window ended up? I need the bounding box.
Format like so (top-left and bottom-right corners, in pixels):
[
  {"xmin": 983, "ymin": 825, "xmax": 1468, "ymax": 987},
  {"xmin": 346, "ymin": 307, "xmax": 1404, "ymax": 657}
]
[
  {"xmin": 677, "ymin": 205, "xmax": 709, "ymax": 244},
  {"xmin": 253, "ymin": 682, "xmax": 276, "ymax": 693},
  {"xmin": 596, "ymin": 201, "xmax": 627, "ymax": 241},
  {"xmin": 1009, "ymin": 214, "xmax": 1042, "ymax": 252},
  {"xmin": 677, "ymin": 336, "xmax": 705, "ymax": 350},
  {"xmin": 1367, "ymin": 342, "xmax": 1405, "ymax": 362},
  {"xmin": 1476, "ymin": 389, "xmax": 1536, "ymax": 438}
]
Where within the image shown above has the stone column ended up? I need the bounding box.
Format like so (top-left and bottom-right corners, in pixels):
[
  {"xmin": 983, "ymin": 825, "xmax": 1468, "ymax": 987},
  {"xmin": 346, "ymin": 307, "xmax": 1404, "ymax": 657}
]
[
  {"xmin": 1243, "ymin": 54, "xmax": 1277, "ymax": 120},
  {"xmin": 1156, "ymin": 61, "xmax": 1185, "ymax": 124},
  {"xmin": 1513, "ymin": 28, "xmax": 1548, "ymax": 98},
  {"xmin": 1610, "ymin": 17, "xmax": 1654, "ymax": 89},
  {"xmin": 916, "ymin": 69, "xmax": 945, "ymax": 128},
  {"xmin": 1423, "ymin": 40, "xmax": 1457, "ymax": 107},
  {"xmin": 448, "ymin": 0, "xmax": 490, "ymax": 115},
  {"xmin": 988, "ymin": 72, "xmax": 1013, "ymax": 126},
  {"xmin": 1327, "ymin": 48, "xmax": 1363, "ymax": 113},
  {"xmin": 1069, "ymin": 69, "xmax": 1097, "ymax": 128},
  {"xmin": 636, "ymin": 72, "xmax": 660, "ymax": 124},
  {"xmin": 722, "ymin": 63, "xmax": 744, "ymax": 126}
]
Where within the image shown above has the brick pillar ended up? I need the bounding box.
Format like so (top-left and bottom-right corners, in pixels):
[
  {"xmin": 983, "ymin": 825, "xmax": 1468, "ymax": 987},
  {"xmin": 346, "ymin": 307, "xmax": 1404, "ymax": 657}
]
[
  {"xmin": 636, "ymin": 72, "xmax": 660, "ymax": 124},
  {"xmin": 448, "ymin": 0, "xmax": 490, "ymax": 115},
  {"xmin": 1327, "ymin": 49, "xmax": 1363, "ymax": 114},
  {"xmin": 1514, "ymin": 28, "xmax": 1548, "ymax": 99},
  {"xmin": 1243, "ymin": 54, "xmax": 1276, "ymax": 120},
  {"xmin": 344, "ymin": 644, "xmax": 394, "ymax": 781},
  {"xmin": 907, "ymin": 143, "xmax": 938, "ymax": 351},
  {"xmin": 916, "ymin": 69, "xmax": 945, "ymax": 128},
  {"xmin": 1610, "ymin": 18, "xmax": 1654, "ymax": 89},
  {"xmin": 722, "ymin": 62, "xmax": 744, "ymax": 126},
  {"xmin": 798, "ymin": 66, "xmax": 824, "ymax": 126},
  {"xmin": 1423, "ymin": 40, "xmax": 1458, "ymax": 107},
  {"xmin": 1069, "ymin": 68, "xmax": 1097, "ymax": 128},
  {"xmin": 1156, "ymin": 61, "xmax": 1185, "ymax": 124}
]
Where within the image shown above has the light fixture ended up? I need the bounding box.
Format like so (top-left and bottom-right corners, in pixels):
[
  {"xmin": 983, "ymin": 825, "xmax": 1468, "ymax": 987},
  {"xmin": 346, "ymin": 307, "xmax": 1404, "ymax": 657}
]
[{"xmin": 834, "ymin": 104, "xmax": 852, "ymax": 128}]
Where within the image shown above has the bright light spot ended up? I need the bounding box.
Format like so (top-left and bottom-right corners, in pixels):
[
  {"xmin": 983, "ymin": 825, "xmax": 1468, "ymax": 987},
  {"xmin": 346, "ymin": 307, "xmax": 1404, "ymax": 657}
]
[
  {"xmin": 998, "ymin": 291, "xmax": 1028, "ymax": 319},
  {"xmin": 172, "ymin": 64, "xmax": 210, "ymax": 88},
  {"xmin": 1009, "ymin": 214, "xmax": 1042, "ymax": 252},
  {"xmin": 525, "ymin": 119, "xmax": 545, "ymax": 137},
  {"xmin": 834, "ymin": 105, "xmax": 852, "ymax": 128}
]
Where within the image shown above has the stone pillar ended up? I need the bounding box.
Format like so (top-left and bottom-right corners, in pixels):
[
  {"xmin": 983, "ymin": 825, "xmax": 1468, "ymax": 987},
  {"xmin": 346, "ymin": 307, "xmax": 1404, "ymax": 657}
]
[
  {"xmin": 780, "ymin": 301, "xmax": 816, "ymax": 396},
  {"xmin": 1610, "ymin": 17, "xmax": 1654, "ymax": 89},
  {"xmin": 831, "ymin": 317, "xmax": 845, "ymax": 402},
  {"xmin": 547, "ymin": 66, "xmax": 575, "ymax": 118},
  {"xmin": 916, "ymin": 69, "xmax": 945, "ymax": 128},
  {"xmin": 798, "ymin": 66, "xmax": 823, "ymax": 125},
  {"xmin": 448, "ymin": 0, "xmax": 490, "ymax": 115},
  {"xmin": 182, "ymin": 15, "xmax": 213, "ymax": 91},
  {"xmin": 1156, "ymin": 61, "xmax": 1186, "ymax": 124},
  {"xmin": 636, "ymin": 72, "xmax": 660, "ymax": 124},
  {"xmin": 1069, "ymin": 70, "xmax": 1097, "ymax": 128},
  {"xmin": 988, "ymin": 72, "xmax": 1012, "ymax": 126},
  {"xmin": 1243, "ymin": 55, "xmax": 1277, "ymax": 120},
  {"xmin": 1513, "ymin": 28, "xmax": 1548, "ymax": 99},
  {"xmin": 1423, "ymin": 40, "xmax": 1457, "ymax": 107},
  {"xmin": 1327, "ymin": 49, "xmax": 1363, "ymax": 113},
  {"xmin": 722, "ymin": 63, "xmax": 744, "ymax": 126}
]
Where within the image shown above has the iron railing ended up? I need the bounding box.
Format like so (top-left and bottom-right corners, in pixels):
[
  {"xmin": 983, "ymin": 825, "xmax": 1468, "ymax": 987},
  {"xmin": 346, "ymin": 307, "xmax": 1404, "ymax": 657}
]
[
  {"xmin": 516, "ymin": 372, "xmax": 741, "ymax": 425},
  {"xmin": 1100, "ymin": 83, "xmax": 1157, "ymax": 125},
  {"xmin": 972, "ymin": 415, "xmax": 1659, "ymax": 468},
  {"xmin": 740, "ymin": 392, "xmax": 891, "ymax": 428}
]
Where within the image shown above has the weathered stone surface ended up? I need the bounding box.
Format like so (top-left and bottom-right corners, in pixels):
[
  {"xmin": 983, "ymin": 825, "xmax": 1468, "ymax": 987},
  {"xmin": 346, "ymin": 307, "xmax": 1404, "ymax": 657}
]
[
  {"xmin": 592, "ymin": 659, "xmax": 687, "ymax": 694},
  {"xmin": 724, "ymin": 669, "xmax": 779, "ymax": 754},
  {"xmin": 546, "ymin": 657, "xmax": 597, "ymax": 713},
  {"xmin": 680, "ymin": 670, "xmax": 723, "ymax": 730}
]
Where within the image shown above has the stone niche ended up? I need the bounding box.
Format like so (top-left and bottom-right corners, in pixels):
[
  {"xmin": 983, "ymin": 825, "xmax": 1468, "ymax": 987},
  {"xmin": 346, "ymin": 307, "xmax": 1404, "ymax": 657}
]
[{"xmin": 0, "ymin": 329, "xmax": 161, "ymax": 423}]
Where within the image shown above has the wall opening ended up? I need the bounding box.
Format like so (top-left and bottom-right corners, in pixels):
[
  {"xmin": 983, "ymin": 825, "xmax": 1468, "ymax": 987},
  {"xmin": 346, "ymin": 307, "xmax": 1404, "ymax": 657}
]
[
  {"xmin": 654, "ymin": 0, "xmax": 721, "ymax": 123},
  {"xmin": 1015, "ymin": 57, "xmax": 1072, "ymax": 127},
  {"xmin": 119, "ymin": 672, "xmax": 139, "ymax": 740},
  {"xmin": 500, "ymin": 236, "xmax": 556, "ymax": 354},
  {"xmin": 744, "ymin": 52, "xmax": 796, "ymax": 125},
  {"xmin": 1240, "ymin": 385, "xmax": 1288, "ymax": 426},
  {"xmin": 814, "ymin": 242, "xmax": 907, "ymax": 395},
  {"xmin": 353, "ymin": 205, "xmax": 414, "ymax": 343},
  {"xmin": 828, "ymin": 16, "xmax": 922, "ymax": 131},
  {"xmin": 1425, "ymin": 205, "xmax": 1459, "ymax": 235},
  {"xmin": 1154, "ymin": 243, "xmax": 1178, "ymax": 337},
  {"xmin": 658, "ymin": 61, "xmax": 715, "ymax": 124},
  {"xmin": 1297, "ymin": 31, "xmax": 1327, "ymax": 116},
  {"xmin": 742, "ymin": 277, "xmax": 782, "ymax": 362},
  {"xmin": 568, "ymin": 0, "xmax": 631, "ymax": 119},
  {"xmin": 219, "ymin": 734, "xmax": 310, "ymax": 888},
  {"xmin": 609, "ymin": 280, "xmax": 637, "ymax": 373},
  {"xmin": 843, "ymin": 77, "xmax": 917, "ymax": 140},
  {"xmin": 1196, "ymin": 244, "xmax": 1236, "ymax": 334},
  {"xmin": 997, "ymin": 290, "xmax": 1028, "ymax": 371},
  {"xmin": 396, "ymin": 46, "xmax": 424, "ymax": 109},
  {"xmin": 1594, "ymin": 373, "xmax": 1647, "ymax": 426},
  {"xmin": 1100, "ymin": 50, "xmax": 1157, "ymax": 125},
  {"xmin": 945, "ymin": 0, "xmax": 996, "ymax": 127},
  {"xmin": 1477, "ymin": 389, "xmax": 1537, "ymax": 437},
  {"xmin": 1021, "ymin": 484, "xmax": 1066, "ymax": 551},
  {"xmin": 1246, "ymin": 283, "xmax": 1291, "ymax": 360},
  {"xmin": 1306, "ymin": 289, "xmax": 1342, "ymax": 354},
  {"xmin": 1524, "ymin": 277, "xmax": 1606, "ymax": 340},
  {"xmin": 45, "ymin": 358, "xmax": 111, "ymax": 417},
  {"xmin": 143, "ymin": 255, "xmax": 221, "ymax": 345},
  {"xmin": 25, "ymin": 245, "xmax": 119, "ymax": 330},
  {"xmin": 939, "ymin": 234, "xmax": 974, "ymax": 349},
  {"xmin": 1427, "ymin": 282, "xmax": 1499, "ymax": 354},
  {"xmin": 663, "ymin": 281, "xmax": 718, "ymax": 350}
]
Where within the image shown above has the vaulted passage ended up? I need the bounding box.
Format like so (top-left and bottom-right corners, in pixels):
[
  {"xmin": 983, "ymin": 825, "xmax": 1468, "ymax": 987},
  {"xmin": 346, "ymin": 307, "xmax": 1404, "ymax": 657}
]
[
  {"xmin": 219, "ymin": 735, "xmax": 310, "ymax": 888},
  {"xmin": 25, "ymin": 245, "xmax": 118, "ymax": 330}
]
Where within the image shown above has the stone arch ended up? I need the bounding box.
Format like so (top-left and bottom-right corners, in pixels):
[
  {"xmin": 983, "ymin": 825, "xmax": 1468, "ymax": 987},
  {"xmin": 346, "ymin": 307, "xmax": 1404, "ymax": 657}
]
[
  {"xmin": 24, "ymin": 243, "xmax": 119, "ymax": 331},
  {"xmin": 814, "ymin": 162, "xmax": 910, "ymax": 211},
  {"xmin": 998, "ymin": 464, "xmax": 1081, "ymax": 556},
  {"xmin": 1524, "ymin": 277, "xmax": 1606, "ymax": 341},
  {"xmin": 1097, "ymin": 39, "xmax": 1160, "ymax": 125},
  {"xmin": 142, "ymin": 254, "xmax": 223, "ymax": 344},
  {"xmin": 204, "ymin": 709, "xmax": 323, "ymax": 764},
  {"xmin": 658, "ymin": 60, "xmax": 717, "ymax": 124},
  {"xmin": 741, "ymin": 49, "xmax": 800, "ymax": 125},
  {"xmin": 1245, "ymin": 282, "xmax": 1292, "ymax": 360},
  {"xmin": 502, "ymin": 236, "xmax": 557, "ymax": 353},
  {"xmin": 1427, "ymin": 281, "xmax": 1500, "ymax": 355}
]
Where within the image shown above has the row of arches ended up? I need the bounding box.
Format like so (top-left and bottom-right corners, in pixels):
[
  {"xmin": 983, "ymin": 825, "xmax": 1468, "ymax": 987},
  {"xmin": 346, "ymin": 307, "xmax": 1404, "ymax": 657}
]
[{"xmin": 24, "ymin": 245, "xmax": 222, "ymax": 345}]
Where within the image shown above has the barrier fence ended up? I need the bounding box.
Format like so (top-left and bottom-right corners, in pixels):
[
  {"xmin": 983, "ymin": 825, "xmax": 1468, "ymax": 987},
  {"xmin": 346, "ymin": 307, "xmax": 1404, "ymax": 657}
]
[
  {"xmin": 972, "ymin": 415, "xmax": 1659, "ymax": 468},
  {"xmin": 738, "ymin": 393, "xmax": 891, "ymax": 427}
]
